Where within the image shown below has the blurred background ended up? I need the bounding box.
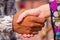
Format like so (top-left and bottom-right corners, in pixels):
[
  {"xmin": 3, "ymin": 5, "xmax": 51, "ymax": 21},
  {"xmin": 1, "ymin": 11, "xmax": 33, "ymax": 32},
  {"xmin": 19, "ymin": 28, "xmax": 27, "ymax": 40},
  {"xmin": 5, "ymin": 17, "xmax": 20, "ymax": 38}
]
[{"xmin": 0, "ymin": 0, "xmax": 60, "ymax": 40}]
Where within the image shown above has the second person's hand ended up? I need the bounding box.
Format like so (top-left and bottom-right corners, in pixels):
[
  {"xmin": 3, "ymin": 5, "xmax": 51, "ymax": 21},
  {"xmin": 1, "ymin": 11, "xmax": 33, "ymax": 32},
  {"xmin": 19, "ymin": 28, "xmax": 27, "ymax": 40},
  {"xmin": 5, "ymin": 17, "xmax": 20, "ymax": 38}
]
[
  {"xmin": 17, "ymin": 4, "xmax": 51, "ymax": 23},
  {"xmin": 13, "ymin": 9, "xmax": 46, "ymax": 38}
]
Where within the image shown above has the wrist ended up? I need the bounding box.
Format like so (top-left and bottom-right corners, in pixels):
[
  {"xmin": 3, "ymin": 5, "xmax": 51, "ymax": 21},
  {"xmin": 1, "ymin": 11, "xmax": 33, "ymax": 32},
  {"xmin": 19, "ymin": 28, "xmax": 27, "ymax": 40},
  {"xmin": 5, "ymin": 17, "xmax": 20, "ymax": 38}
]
[{"xmin": 38, "ymin": 4, "xmax": 51, "ymax": 18}]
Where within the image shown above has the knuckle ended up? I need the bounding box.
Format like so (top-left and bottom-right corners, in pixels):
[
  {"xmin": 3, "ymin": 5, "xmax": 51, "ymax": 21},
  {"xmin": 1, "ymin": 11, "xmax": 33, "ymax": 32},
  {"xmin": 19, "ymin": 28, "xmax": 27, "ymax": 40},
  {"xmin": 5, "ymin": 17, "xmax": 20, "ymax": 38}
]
[
  {"xmin": 25, "ymin": 16, "xmax": 34, "ymax": 21},
  {"xmin": 30, "ymin": 23, "xmax": 34, "ymax": 27},
  {"xmin": 39, "ymin": 17, "xmax": 46, "ymax": 23},
  {"xmin": 25, "ymin": 30, "xmax": 31, "ymax": 34}
]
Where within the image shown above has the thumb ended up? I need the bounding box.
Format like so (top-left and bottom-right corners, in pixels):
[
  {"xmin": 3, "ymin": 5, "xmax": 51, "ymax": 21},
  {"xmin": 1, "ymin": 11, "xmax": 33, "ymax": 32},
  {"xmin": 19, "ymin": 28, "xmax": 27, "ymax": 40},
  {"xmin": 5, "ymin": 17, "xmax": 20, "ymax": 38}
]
[
  {"xmin": 16, "ymin": 11, "xmax": 28, "ymax": 23},
  {"xmin": 17, "ymin": 9, "xmax": 40, "ymax": 23},
  {"xmin": 14, "ymin": 9, "xmax": 26, "ymax": 23}
]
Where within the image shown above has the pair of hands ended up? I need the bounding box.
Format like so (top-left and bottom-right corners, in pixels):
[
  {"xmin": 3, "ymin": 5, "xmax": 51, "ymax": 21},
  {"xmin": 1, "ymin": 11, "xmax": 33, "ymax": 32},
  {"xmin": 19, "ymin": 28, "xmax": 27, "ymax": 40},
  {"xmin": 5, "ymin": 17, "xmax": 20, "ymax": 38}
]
[{"xmin": 13, "ymin": 4, "xmax": 51, "ymax": 38}]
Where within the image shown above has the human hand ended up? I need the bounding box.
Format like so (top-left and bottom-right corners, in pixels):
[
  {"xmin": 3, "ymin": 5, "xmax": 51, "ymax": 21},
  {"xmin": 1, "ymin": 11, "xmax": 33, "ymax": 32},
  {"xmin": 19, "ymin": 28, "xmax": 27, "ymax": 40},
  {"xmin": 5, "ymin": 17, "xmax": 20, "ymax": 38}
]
[
  {"xmin": 17, "ymin": 4, "xmax": 51, "ymax": 23},
  {"xmin": 13, "ymin": 9, "xmax": 46, "ymax": 38},
  {"xmin": 16, "ymin": 4, "xmax": 51, "ymax": 38}
]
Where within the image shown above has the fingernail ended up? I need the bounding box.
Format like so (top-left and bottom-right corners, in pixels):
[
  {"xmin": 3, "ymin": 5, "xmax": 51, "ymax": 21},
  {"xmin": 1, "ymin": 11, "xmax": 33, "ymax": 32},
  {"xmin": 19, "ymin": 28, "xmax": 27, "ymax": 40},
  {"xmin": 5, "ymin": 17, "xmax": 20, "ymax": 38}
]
[
  {"xmin": 27, "ymin": 34, "xmax": 31, "ymax": 38},
  {"xmin": 30, "ymin": 34, "xmax": 34, "ymax": 37},
  {"xmin": 17, "ymin": 20, "xmax": 20, "ymax": 23},
  {"xmin": 23, "ymin": 34, "xmax": 27, "ymax": 38},
  {"xmin": 19, "ymin": 34, "xmax": 22, "ymax": 36}
]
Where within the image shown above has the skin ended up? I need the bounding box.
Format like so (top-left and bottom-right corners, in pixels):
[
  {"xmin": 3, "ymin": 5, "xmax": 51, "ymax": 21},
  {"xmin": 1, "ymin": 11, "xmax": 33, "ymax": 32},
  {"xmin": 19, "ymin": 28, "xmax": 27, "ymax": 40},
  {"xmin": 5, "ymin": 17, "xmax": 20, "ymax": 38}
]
[
  {"xmin": 13, "ymin": 9, "xmax": 46, "ymax": 38},
  {"xmin": 15, "ymin": 4, "xmax": 51, "ymax": 38},
  {"xmin": 17, "ymin": 4, "xmax": 50, "ymax": 23}
]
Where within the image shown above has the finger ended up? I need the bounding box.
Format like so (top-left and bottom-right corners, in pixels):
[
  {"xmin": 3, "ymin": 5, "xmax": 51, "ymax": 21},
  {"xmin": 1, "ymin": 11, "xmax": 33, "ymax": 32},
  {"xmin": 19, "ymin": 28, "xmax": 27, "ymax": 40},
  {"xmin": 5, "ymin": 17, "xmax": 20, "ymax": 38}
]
[
  {"xmin": 30, "ymin": 23, "xmax": 44, "ymax": 28},
  {"xmin": 30, "ymin": 16, "xmax": 46, "ymax": 23},
  {"xmin": 22, "ymin": 34, "xmax": 32, "ymax": 38},
  {"xmin": 22, "ymin": 34, "xmax": 28, "ymax": 38},
  {"xmin": 31, "ymin": 27, "xmax": 42, "ymax": 35},
  {"xmin": 26, "ymin": 34, "xmax": 34, "ymax": 38},
  {"xmin": 31, "ymin": 27, "xmax": 42, "ymax": 31},
  {"xmin": 17, "ymin": 11, "xmax": 28, "ymax": 23},
  {"xmin": 26, "ymin": 34, "xmax": 31, "ymax": 38},
  {"xmin": 15, "ymin": 26, "xmax": 31, "ymax": 34},
  {"xmin": 17, "ymin": 9, "xmax": 40, "ymax": 23},
  {"xmin": 31, "ymin": 30, "xmax": 38, "ymax": 35},
  {"xmin": 19, "ymin": 34, "xmax": 34, "ymax": 38},
  {"xmin": 18, "ymin": 34, "xmax": 22, "ymax": 36},
  {"xmin": 16, "ymin": 9, "xmax": 26, "ymax": 23},
  {"xmin": 30, "ymin": 34, "xmax": 34, "ymax": 37},
  {"xmin": 22, "ymin": 21, "xmax": 44, "ymax": 28},
  {"xmin": 14, "ymin": 9, "xmax": 25, "ymax": 16},
  {"xmin": 31, "ymin": 29, "xmax": 39, "ymax": 34}
]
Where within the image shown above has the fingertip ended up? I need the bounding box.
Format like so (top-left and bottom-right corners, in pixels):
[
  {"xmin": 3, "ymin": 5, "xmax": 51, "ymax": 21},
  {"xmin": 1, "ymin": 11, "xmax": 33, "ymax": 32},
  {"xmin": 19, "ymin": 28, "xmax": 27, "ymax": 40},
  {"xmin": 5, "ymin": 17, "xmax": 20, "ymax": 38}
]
[
  {"xmin": 22, "ymin": 34, "xmax": 34, "ymax": 38},
  {"xmin": 18, "ymin": 34, "xmax": 22, "ymax": 36},
  {"xmin": 17, "ymin": 19, "xmax": 22, "ymax": 23},
  {"xmin": 27, "ymin": 34, "xmax": 31, "ymax": 38},
  {"xmin": 16, "ymin": 12, "xmax": 28, "ymax": 23},
  {"xmin": 17, "ymin": 20, "xmax": 20, "ymax": 23},
  {"xmin": 22, "ymin": 34, "xmax": 32, "ymax": 38},
  {"xmin": 30, "ymin": 34, "xmax": 34, "ymax": 37},
  {"xmin": 23, "ymin": 34, "xmax": 27, "ymax": 38},
  {"xmin": 16, "ymin": 15, "xmax": 23, "ymax": 23}
]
